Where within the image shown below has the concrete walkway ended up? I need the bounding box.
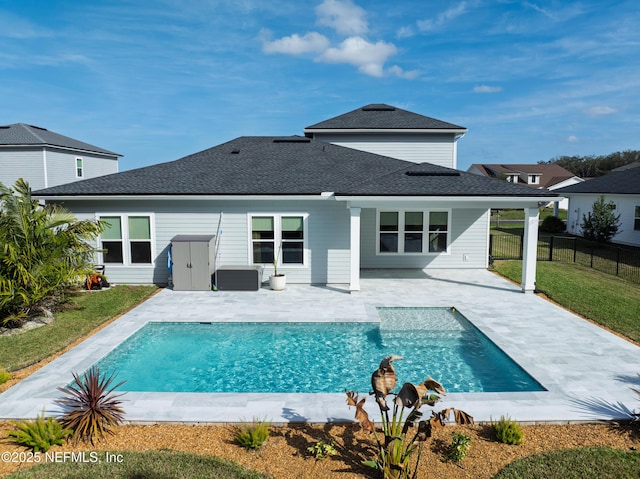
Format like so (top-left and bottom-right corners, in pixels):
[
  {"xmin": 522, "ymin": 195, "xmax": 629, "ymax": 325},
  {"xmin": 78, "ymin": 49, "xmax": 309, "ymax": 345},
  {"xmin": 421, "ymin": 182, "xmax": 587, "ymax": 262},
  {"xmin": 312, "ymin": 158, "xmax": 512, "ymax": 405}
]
[{"xmin": 1, "ymin": 269, "xmax": 639, "ymax": 424}]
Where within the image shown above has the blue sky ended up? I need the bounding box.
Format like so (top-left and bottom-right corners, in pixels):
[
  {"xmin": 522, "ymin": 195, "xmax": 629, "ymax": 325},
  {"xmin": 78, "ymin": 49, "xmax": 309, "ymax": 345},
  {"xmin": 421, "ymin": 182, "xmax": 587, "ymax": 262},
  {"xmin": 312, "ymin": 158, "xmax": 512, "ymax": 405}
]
[{"xmin": 1, "ymin": 0, "xmax": 639, "ymax": 172}]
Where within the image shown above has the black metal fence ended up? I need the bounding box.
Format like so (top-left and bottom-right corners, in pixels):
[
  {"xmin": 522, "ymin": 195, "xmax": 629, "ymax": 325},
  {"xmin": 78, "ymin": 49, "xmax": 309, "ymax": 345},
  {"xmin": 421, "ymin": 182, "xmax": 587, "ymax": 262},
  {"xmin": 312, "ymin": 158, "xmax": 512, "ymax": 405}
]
[{"xmin": 489, "ymin": 234, "xmax": 640, "ymax": 284}]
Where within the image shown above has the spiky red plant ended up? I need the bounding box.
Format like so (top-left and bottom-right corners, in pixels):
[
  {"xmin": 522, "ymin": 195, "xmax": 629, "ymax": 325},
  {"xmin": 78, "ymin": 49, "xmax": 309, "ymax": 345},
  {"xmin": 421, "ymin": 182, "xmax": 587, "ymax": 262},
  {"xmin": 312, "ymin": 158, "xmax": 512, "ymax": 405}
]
[{"xmin": 55, "ymin": 367, "xmax": 126, "ymax": 445}]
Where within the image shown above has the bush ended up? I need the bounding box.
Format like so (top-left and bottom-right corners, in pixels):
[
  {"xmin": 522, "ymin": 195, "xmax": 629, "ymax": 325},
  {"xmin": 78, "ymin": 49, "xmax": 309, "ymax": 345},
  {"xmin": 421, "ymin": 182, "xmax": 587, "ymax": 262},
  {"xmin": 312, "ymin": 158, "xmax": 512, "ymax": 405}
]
[
  {"xmin": 307, "ymin": 440, "xmax": 338, "ymax": 460},
  {"xmin": 0, "ymin": 367, "xmax": 10, "ymax": 385},
  {"xmin": 55, "ymin": 367, "xmax": 126, "ymax": 445},
  {"xmin": 235, "ymin": 418, "xmax": 271, "ymax": 450},
  {"xmin": 540, "ymin": 215, "xmax": 566, "ymax": 233},
  {"xmin": 446, "ymin": 432, "xmax": 471, "ymax": 463},
  {"xmin": 0, "ymin": 179, "xmax": 104, "ymax": 324},
  {"xmin": 492, "ymin": 415, "xmax": 524, "ymax": 445},
  {"xmin": 8, "ymin": 411, "xmax": 72, "ymax": 452}
]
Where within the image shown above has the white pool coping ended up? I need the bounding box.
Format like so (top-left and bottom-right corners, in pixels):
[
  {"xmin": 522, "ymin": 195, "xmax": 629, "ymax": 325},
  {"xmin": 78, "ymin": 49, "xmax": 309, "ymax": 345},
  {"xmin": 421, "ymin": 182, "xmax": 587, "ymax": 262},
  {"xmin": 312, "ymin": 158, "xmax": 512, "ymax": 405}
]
[{"xmin": 1, "ymin": 269, "xmax": 639, "ymax": 425}]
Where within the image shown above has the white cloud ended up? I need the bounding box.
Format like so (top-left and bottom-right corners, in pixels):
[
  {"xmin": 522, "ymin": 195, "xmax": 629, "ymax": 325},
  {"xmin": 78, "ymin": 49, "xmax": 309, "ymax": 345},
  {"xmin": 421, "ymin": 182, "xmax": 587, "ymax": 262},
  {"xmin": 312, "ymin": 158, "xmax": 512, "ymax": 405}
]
[
  {"xmin": 417, "ymin": 2, "xmax": 469, "ymax": 32},
  {"xmin": 318, "ymin": 36, "xmax": 397, "ymax": 77},
  {"xmin": 396, "ymin": 25, "xmax": 415, "ymax": 38},
  {"xmin": 586, "ymin": 105, "xmax": 617, "ymax": 116},
  {"xmin": 388, "ymin": 65, "xmax": 419, "ymax": 79},
  {"xmin": 474, "ymin": 85, "xmax": 502, "ymax": 93},
  {"xmin": 567, "ymin": 135, "xmax": 579, "ymax": 142},
  {"xmin": 262, "ymin": 31, "xmax": 330, "ymax": 55},
  {"xmin": 315, "ymin": 0, "xmax": 368, "ymax": 35}
]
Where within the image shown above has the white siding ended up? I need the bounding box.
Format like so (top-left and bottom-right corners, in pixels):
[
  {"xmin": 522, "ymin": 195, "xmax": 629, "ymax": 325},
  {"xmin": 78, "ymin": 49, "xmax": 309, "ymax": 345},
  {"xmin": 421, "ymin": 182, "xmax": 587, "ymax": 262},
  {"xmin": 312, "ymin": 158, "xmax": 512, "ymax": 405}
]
[
  {"xmin": 566, "ymin": 194, "xmax": 640, "ymax": 247},
  {"xmin": 360, "ymin": 208, "xmax": 489, "ymax": 269},
  {"xmin": 59, "ymin": 199, "xmax": 352, "ymax": 286},
  {"xmin": 313, "ymin": 133, "xmax": 457, "ymax": 168},
  {"xmin": 0, "ymin": 148, "xmax": 46, "ymax": 189},
  {"xmin": 46, "ymin": 148, "xmax": 118, "ymax": 187}
]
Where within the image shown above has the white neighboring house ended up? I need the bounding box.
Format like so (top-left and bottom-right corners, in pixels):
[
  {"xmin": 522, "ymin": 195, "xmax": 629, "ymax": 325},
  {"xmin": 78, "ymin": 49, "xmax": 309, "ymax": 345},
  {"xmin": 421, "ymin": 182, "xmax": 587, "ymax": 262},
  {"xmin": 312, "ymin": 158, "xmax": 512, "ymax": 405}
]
[
  {"xmin": 0, "ymin": 123, "xmax": 121, "ymax": 190},
  {"xmin": 467, "ymin": 163, "xmax": 583, "ymax": 210},
  {"xmin": 559, "ymin": 165, "xmax": 640, "ymax": 247}
]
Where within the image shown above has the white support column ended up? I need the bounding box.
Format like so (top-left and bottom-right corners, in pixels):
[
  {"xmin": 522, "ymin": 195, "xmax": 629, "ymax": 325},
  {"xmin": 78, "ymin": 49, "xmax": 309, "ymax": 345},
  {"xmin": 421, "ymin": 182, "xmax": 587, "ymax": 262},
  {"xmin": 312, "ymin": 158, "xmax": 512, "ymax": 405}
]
[
  {"xmin": 521, "ymin": 207, "xmax": 539, "ymax": 293},
  {"xmin": 349, "ymin": 207, "xmax": 361, "ymax": 292}
]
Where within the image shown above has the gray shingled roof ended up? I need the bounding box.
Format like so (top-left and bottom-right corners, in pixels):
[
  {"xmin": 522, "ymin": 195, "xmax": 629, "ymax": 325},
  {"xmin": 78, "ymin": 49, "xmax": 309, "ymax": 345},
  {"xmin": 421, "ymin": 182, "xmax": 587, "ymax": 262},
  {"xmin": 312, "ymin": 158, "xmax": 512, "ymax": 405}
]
[
  {"xmin": 304, "ymin": 104, "xmax": 466, "ymax": 131},
  {"xmin": 0, "ymin": 123, "xmax": 120, "ymax": 157},
  {"xmin": 558, "ymin": 167, "xmax": 640, "ymax": 195},
  {"xmin": 34, "ymin": 136, "xmax": 555, "ymax": 198}
]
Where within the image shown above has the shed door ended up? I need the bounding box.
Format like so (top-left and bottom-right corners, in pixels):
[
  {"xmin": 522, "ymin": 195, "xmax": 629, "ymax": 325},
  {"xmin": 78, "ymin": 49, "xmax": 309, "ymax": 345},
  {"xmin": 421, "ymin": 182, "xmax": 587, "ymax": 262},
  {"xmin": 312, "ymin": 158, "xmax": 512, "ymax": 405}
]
[
  {"xmin": 171, "ymin": 242, "xmax": 192, "ymax": 291},
  {"xmin": 190, "ymin": 241, "xmax": 211, "ymax": 290}
]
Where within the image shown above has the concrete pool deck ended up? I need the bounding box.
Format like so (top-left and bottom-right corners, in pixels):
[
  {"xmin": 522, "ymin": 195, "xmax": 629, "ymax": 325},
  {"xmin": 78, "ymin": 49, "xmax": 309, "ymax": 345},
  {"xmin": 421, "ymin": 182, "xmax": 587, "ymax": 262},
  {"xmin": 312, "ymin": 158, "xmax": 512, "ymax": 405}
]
[{"xmin": 1, "ymin": 269, "xmax": 639, "ymax": 425}]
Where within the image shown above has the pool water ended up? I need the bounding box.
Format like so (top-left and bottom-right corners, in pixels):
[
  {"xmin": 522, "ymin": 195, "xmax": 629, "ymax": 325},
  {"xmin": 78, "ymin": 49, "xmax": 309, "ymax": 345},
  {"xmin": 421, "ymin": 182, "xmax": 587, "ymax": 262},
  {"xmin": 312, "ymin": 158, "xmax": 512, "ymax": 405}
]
[{"xmin": 94, "ymin": 307, "xmax": 544, "ymax": 394}]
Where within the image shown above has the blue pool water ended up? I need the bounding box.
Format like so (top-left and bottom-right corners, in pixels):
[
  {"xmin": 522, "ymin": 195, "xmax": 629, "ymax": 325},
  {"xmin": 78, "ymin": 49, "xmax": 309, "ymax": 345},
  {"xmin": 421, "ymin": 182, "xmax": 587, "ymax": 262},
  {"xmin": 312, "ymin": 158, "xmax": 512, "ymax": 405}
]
[{"xmin": 94, "ymin": 307, "xmax": 544, "ymax": 394}]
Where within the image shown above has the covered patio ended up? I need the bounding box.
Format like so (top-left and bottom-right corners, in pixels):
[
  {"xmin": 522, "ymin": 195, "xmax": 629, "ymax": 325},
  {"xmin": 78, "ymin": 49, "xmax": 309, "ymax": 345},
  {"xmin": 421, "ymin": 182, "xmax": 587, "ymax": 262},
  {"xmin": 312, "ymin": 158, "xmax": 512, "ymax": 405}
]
[{"xmin": 0, "ymin": 269, "xmax": 638, "ymax": 425}]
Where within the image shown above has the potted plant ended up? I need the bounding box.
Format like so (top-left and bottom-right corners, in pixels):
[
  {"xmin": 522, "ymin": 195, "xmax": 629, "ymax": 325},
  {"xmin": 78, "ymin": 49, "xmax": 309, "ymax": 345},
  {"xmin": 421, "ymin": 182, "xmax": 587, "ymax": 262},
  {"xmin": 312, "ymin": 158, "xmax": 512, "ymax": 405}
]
[{"xmin": 269, "ymin": 241, "xmax": 286, "ymax": 291}]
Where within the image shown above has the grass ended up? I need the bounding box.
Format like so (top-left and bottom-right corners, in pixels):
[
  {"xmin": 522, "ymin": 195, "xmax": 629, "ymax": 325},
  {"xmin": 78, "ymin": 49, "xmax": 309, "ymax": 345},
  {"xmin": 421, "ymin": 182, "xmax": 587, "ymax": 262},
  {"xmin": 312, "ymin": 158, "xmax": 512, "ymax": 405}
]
[
  {"xmin": 492, "ymin": 207, "xmax": 567, "ymax": 222},
  {"xmin": 0, "ymin": 286, "xmax": 157, "ymax": 371},
  {"xmin": 493, "ymin": 447, "xmax": 640, "ymax": 479},
  {"xmin": 491, "ymin": 260, "xmax": 640, "ymax": 342},
  {"xmin": 3, "ymin": 450, "xmax": 271, "ymax": 479}
]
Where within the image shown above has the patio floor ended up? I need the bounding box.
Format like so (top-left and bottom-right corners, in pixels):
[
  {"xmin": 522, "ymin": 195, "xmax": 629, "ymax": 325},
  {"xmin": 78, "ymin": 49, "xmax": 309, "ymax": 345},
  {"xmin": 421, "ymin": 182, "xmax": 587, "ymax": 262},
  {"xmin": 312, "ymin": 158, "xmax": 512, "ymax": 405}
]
[{"xmin": 1, "ymin": 269, "xmax": 639, "ymax": 424}]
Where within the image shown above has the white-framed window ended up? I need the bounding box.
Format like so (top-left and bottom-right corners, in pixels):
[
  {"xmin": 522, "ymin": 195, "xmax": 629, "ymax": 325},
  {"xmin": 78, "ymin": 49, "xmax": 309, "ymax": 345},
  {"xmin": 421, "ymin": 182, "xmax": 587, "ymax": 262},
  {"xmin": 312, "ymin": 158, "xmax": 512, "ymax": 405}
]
[
  {"xmin": 635, "ymin": 206, "xmax": 640, "ymax": 231},
  {"xmin": 76, "ymin": 157, "xmax": 84, "ymax": 178},
  {"xmin": 98, "ymin": 214, "xmax": 154, "ymax": 265},
  {"xmin": 506, "ymin": 174, "xmax": 519, "ymax": 183},
  {"xmin": 377, "ymin": 209, "xmax": 450, "ymax": 254},
  {"xmin": 249, "ymin": 214, "xmax": 308, "ymax": 266},
  {"xmin": 528, "ymin": 174, "xmax": 540, "ymax": 185}
]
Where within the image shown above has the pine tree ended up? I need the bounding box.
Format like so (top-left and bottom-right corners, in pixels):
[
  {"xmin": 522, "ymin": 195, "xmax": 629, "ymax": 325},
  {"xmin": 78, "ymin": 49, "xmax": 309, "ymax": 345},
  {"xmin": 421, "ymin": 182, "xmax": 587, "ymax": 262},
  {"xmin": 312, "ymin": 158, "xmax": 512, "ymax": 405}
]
[{"xmin": 580, "ymin": 195, "xmax": 622, "ymax": 243}]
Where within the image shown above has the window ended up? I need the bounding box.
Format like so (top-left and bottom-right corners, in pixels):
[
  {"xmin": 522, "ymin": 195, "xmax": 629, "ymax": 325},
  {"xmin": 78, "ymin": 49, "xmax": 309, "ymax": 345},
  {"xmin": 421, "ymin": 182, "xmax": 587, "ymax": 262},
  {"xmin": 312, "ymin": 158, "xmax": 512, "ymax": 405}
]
[
  {"xmin": 99, "ymin": 214, "xmax": 153, "ymax": 265},
  {"xmin": 528, "ymin": 174, "xmax": 540, "ymax": 184},
  {"xmin": 377, "ymin": 210, "xmax": 449, "ymax": 254},
  {"xmin": 635, "ymin": 206, "xmax": 640, "ymax": 231},
  {"xmin": 76, "ymin": 157, "xmax": 83, "ymax": 178},
  {"xmin": 251, "ymin": 214, "xmax": 306, "ymax": 265}
]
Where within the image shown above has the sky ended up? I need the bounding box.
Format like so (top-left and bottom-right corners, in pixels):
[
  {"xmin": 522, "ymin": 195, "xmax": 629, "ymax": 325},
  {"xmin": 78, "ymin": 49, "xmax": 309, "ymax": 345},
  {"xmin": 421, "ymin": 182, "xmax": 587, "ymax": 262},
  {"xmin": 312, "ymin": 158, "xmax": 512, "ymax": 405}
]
[{"xmin": 1, "ymin": 0, "xmax": 639, "ymax": 172}]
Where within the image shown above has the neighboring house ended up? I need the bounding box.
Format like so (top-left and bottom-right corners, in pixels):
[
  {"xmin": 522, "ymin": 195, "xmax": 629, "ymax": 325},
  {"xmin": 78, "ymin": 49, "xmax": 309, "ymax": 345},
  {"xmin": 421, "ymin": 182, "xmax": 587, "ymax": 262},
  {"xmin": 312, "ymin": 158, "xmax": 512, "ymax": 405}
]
[
  {"xmin": 0, "ymin": 123, "xmax": 121, "ymax": 190},
  {"xmin": 467, "ymin": 163, "xmax": 582, "ymax": 210},
  {"xmin": 34, "ymin": 105, "xmax": 557, "ymax": 293},
  {"xmin": 559, "ymin": 166, "xmax": 640, "ymax": 247}
]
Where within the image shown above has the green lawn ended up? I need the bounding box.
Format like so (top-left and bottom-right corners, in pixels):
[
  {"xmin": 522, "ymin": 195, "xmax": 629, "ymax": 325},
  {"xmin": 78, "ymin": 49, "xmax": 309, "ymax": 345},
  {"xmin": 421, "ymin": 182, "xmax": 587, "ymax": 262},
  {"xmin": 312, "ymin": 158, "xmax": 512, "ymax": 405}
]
[
  {"xmin": 491, "ymin": 260, "xmax": 640, "ymax": 342},
  {"xmin": 3, "ymin": 450, "xmax": 270, "ymax": 479},
  {"xmin": 0, "ymin": 286, "xmax": 157, "ymax": 371},
  {"xmin": 493, "ymin": 447, "xmax": 640, "ymax": 479}
]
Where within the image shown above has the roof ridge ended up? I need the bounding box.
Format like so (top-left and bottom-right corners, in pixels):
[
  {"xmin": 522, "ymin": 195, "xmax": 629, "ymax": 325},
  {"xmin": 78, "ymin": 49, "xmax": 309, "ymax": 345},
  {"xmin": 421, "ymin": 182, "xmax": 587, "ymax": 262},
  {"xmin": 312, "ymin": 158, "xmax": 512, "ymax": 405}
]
[{"xmin": 18, "ymin": 123, "xmax": 47, "ymax": 143}]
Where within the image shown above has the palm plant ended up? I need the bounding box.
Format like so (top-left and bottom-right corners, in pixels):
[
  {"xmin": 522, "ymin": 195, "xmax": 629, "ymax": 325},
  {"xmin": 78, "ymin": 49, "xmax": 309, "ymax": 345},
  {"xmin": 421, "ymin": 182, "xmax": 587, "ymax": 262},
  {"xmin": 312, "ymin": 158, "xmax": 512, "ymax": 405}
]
[
  {"xmin": 0, "ymin": 179, "xmax": 104, "ymax": 324},
  {"xmin": 346, "ymin": 356, "xmax": 474, "ymax": 479},
  {"xmin": 55, "ymin": 367, "xmax": 126, "ymax": 445}
]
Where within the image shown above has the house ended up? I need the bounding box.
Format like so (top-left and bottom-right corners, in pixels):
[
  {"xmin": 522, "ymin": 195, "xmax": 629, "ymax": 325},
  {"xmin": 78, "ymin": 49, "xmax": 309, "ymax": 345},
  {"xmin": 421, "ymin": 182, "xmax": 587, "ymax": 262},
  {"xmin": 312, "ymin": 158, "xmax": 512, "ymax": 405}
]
[
  {"xmin": 34, "ymin": 105, "xmax": 558, "ymax": 293},
  {"xmin": 559, "ymin": 165, "xmax": 640, "ymax": 247},
  {"xmin": 467, "ymin": 163, "xmax": 582, "ymax": 210},
  {"xmin": 0, "ymin": 123, "xmax": 121, "ymax": 190}
]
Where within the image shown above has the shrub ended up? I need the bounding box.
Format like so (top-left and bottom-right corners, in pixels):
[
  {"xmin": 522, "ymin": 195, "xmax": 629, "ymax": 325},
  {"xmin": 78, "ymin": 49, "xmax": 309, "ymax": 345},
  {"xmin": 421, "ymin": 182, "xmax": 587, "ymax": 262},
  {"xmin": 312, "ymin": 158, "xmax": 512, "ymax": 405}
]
[
  {"xmin": 346, "ymin": 355, "xmax": 474, "ymax": 479},
  {"xmin": 0, "ymin": 179, "xmax": 105, "ymax": 323},
  {"xmin": 235, "ymin": 418, "xmax": 271, "ymax": 450},
  {"xmin": 492, "ymin": 415, "xmax": 524, "ymax": 445},
  {"xmin": 540, "ymin": 215, "xmax": 566, "ymax": 233},
  {"xmin": 446, "ymin": 432, "xmax": 471, "ymax": 463},
  {"xmin": 8, "ymin": 411, "xmax": 72, "ymax": 452},
  {"xmin": 307, "ymin": 440, "xmax": 338, "ymax": 460},
  {"xmin": 0, "ymin": 367, "xmax": 10, "ymax": 385},
  {"xmin": 55, "ymin": 367, "xmax": 126, "ymax": 445}
]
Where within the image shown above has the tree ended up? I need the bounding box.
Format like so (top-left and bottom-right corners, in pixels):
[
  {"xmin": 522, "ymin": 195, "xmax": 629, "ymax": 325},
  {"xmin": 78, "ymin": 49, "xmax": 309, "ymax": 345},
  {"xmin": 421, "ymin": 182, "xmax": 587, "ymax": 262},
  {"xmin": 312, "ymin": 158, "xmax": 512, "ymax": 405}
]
[
  {"xmin": 0, "ymin": 179, "xmax": 104, "ymax": 325},
  {"xmin": 580, "ymin": 195, "xmax": 621, "ymax": 243}
]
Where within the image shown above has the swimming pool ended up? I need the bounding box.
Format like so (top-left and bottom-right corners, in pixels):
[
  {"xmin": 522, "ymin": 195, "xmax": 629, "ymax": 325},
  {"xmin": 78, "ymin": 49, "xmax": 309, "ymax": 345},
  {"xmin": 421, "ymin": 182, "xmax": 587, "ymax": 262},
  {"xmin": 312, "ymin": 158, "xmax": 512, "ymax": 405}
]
[{"xmin": 94, "ymin": 307, "xmax": 544, "ymax": 394}]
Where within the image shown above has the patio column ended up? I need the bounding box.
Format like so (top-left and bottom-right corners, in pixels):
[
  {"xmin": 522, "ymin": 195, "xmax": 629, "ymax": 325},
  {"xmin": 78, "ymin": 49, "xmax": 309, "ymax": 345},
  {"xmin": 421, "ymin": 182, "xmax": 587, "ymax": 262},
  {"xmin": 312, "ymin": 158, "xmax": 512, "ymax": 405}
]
[
  {"xmin": 521, "ymin": 207, "xmax": 539, "ymax": 293},
  {"xmin": 349, "ymin": 207, "xmax": 361, "ymax": 292}
]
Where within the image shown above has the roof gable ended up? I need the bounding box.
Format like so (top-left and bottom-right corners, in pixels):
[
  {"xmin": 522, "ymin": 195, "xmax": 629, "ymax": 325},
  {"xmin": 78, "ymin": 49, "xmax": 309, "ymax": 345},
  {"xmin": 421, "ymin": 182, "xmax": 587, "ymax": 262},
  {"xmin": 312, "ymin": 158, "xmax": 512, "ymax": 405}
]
[
  {"xmin": 0, "ymin": 123, "xmax": 120, "ymax": 157},
  {"xmin": 304, "ymin": 104, "xmax": 466, "ymax": 131}
]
